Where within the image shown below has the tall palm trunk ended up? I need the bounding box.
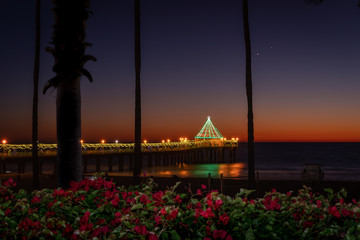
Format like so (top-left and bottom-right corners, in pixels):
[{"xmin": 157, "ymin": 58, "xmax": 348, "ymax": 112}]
[
  {"xmin": 56, "ymin": 78, "xmax": 82, "ymax": 187},
  {"xmin": 133, "ymin": 0, "xmax": 142, "ymax": 184},
  {"xmin": 32, "ymin": 0, "xmax": 40, "ymax": 190},
  {"xmin": 43, "ymin": 0, "xmax": 95, "ymax": 188},
  {"xmin": 242, "ymin": 0, "xmax": 255, "ymax": 189}
]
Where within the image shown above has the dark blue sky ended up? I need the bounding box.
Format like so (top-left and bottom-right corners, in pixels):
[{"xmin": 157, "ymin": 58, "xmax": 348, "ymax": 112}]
[{"xmin": 1, "ymin": 0, "xmax": 360, "ymax": 143}]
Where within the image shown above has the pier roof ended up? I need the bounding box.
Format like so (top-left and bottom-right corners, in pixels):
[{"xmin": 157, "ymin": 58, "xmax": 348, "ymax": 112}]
[{"xmin": 195, "ymin": 116, "xmax": 223, "ymax": 139}]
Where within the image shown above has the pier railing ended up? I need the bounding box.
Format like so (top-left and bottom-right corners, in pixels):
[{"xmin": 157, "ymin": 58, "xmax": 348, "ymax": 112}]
[{"xmin": 0, "ymin": 140, "xmax": 238, "ymax": 157}]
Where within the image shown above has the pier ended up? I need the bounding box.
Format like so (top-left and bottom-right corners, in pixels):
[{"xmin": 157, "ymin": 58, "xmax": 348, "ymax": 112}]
[{"xmin": 0, "ymin": 140, "xmax": 238, "ymax": 175}]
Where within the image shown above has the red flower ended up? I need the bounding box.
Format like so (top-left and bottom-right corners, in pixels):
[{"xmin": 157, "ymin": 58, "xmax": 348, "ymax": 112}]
[
  {"xmin": 302, "ymin": 221, "xmax": 314, "ymax": 229},
  {"xmin": 328, "ymin": 206, "xmax": 341, "ymax": 218},
  {"xmin": 200, "ymin": 208, "xmax": 215, "ymax": 219},
  {"xmin": 167, "ymin": 208, "xmax": 178, "ymax": 221},
  {"xmin": 160, "ymin": 207, "xmax": 167, "ymax": 216},
  {"xmin": 213, "ymin": 229, "xmax": 228, "ymax": 239},
  {"xmin": 46, "ymin": 211, "xmax": 55, "ymax": 218},
  {"xmin": 154, "ymin": 216, "xmax": 162, "ymax": 225},
  {"xmin": 215, "ymin": 199, "xmax": 223, "ymax": 208},
  {"xmin": 140, "ymin": 194, "xmax": 150, "ymax": 204},
  {"xmin": 219, "ymin": 213, "xmax": 229, "ymax": 225},
  {"xmin": 148, "ymin": 233, "xmax": 159, "ymax": 240},
  {"xmin": 197, "ymin": 189, "xmax": 203, "ymax": 195},
  {"xmin": 316, "ymin": 200, "xmax": 322, "ymax": 208},
  {"xmin": 31, "ymin": 195, "xmax": 41, "ymax": 204},
  {"xmin": 111, "ymin": 195, "xmax": 120, "ymax": 207},
  {"xmin": 3, "ymin": 178, "xmax": 16, "ymax": 187},
  {"xmin": 201, "ymin": 184, "xmax": 207, "ymax": 190},
  {"xmin": 174, "ymin": 195, "xmax": 182, "ymax": 204},
  {"xmin": 4, "ymin": 208, "xmax": 11, "ymax": 216},
  {"xmin": 134, "ymin": 225, "xmax": 148, "ymax": 235},
  {"xmin": 263, "ymin": 196, "xmax": 281, "ymax": 211}
]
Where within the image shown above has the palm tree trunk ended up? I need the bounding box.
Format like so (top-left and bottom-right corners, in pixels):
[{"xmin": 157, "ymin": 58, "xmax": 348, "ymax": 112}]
[
  {"xmin": 56, "ymin": 78, "xmax": 82, "ymax": 188},
  {"xmin": 32, "ymin": 0, "xmax": 40, "ymax": 190},
  {"xmin": 133, "ymin": 0, "xmax": 142, "ymax": 184},
  {"xmin": 242, "ymin": 0, "xmax": 256, "ymax": 189},
  {"xmin": 45, "ymin": 0, "xmax": 95, "ymax": 188}
]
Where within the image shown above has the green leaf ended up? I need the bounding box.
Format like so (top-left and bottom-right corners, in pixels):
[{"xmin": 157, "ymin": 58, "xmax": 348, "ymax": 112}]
[
  {"xmin": 324, "ymin": 188, "xmax": 334, "ymax": 194},
  {"xmin": 245, "ymin": 226, "xmax": 255, "ymax": 240},
  {"xmin": 131, "ymin": 203, "xmax": 143, "ymax": 210},
  {"xmin": 171, "ymin": 230, "xmax": 181, "ymax": 240}
]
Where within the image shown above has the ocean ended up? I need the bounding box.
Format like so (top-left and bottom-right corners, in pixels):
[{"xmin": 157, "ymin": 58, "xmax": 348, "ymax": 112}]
[
  {"xmin": 136, "ymin": 142, "xmax": 360, "ymax": 181},
  {"xmin": 5, "ymin": 142, "xmax": 359, "ymax": 181}
]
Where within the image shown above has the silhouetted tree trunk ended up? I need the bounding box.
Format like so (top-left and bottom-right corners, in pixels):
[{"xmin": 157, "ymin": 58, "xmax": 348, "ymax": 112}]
[
  {"xmin": 133, "ymin": 0, "xmax": 142, "ymax": 185},
  {"xmin": 43, "ymin": 0, "xmax": 96, "ymax": 188},
  {"xmin": 242, "ymin": 0, "xmax": 256, "ymax": 189},
  {"xmin": 32, "ymin": 0, "xmax": 40, "ymax": 190}
]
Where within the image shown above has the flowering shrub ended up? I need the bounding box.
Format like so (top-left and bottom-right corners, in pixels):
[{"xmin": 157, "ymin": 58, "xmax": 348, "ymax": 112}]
[{"xmin": 1, "ymin": 175, "xmax": 360, "ymax": 239}]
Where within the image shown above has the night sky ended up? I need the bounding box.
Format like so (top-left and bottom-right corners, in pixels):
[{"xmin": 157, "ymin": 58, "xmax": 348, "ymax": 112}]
[{"xmin": 1, "ymin": 0, "xmax": 360, "ymax": 143}]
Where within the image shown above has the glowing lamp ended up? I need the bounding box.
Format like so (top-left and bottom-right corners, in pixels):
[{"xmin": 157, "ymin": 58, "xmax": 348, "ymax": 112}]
[
  {"xmin": 221, "ymin": 138, "xmax": 224, "ymax": 141},
  {"xmin": 101, "ymin": 140, "xmax": 105, "ymax": 144},
  {"xmin": 2, "ymin": 140, "xmax": 6, "ymax": 144},
  {"xmin": 80, "ymin": 140, "xmax": 84, "ymax": 144},
  {"xmin": 162, "ymin": 140, "xmax": 165, "ymax": 143},
  {"xmin": 224, "ymin": 138, "xmax": 227, "ymax": 141},
  {"xmin": 232, "ymin": 138, "xmax": 235, "ymax": 141},
  {"xmin": 144, "ymin": 140, "xmax": 147, "ymax": 144},
  {"xmin": 236, "ymin": 138, "xmax": 239, "ymax": 141},
  {"xmin": 167, "ymin": 139, "xmax": 170, "ymax": 143},
  {"xmin": 115, "ymin": 140, "xmax": 118, "ymax": 144}
]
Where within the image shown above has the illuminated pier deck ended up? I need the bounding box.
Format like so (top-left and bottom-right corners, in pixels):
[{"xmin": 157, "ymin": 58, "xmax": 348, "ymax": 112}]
[{"xmin": 0, "ymin": 140, "xmax": 238, "ymax": 175}]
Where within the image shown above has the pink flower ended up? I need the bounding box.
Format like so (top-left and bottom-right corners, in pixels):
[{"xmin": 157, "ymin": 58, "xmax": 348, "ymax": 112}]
[
  {"xmin": 197, "ymin": 189, "xmax": 203, "ymax": 195},
  {"xmin": 316, "ymin": 200, "xmax": 322, "ymax": 208},
  {"xmin": 201, "ymin": 184, "xmax": 207, "ymax": 190}
]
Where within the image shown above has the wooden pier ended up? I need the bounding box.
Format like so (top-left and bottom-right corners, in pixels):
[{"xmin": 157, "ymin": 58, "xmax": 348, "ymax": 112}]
[{"xmin": 0, "ymin": 140, "xmax": 238, "ymax": 175}]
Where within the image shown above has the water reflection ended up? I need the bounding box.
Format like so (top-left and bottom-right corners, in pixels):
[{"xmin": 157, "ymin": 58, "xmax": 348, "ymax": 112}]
[{"xmin": 142, "ymin": 163, "xmax": 246, "ymax": 179}]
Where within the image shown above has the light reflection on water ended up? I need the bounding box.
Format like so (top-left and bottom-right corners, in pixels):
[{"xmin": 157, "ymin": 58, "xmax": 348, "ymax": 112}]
[{"xmin": 142, "ymin": 163, "xmax": 246, "ymax": 179}]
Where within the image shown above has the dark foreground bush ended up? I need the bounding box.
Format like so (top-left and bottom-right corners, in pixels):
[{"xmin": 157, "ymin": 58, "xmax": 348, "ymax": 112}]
[{"xmin": 1, "ymin": 174, "xmax": 360, "ymax": 239}]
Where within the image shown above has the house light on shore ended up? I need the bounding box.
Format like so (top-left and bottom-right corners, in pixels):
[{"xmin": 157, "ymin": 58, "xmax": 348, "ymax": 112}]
[
  {"xmin": 2, "ymin": 140, "xmax": 6, "ymax": 144},
  {"xmin": 101, "ymin": 140, "xmax": 105, "ymax": 144},
  {"xmin": 162, "ymin": 140, "xmax": 165, "ymax": 143},
  {"xmin": 143, "ymin": 140, "xmax": 147, "ymax": 144},
  {"xmin": 80, "ymin": 140, "xmax": 84, "ymax": 144},
  {"xmin": 115, "ymin": 140, "xmax": 118, "ymax": 144},
  {"xmin": 167, "ymin": 139, "xmax": 170, "ymax": 143}
]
